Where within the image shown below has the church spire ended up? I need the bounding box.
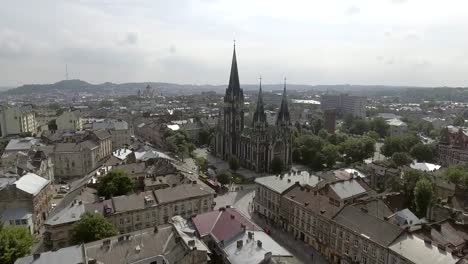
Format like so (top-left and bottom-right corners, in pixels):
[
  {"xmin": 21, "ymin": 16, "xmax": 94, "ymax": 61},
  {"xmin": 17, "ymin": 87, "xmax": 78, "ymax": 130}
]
[
  {"xmin": 276, "ymin": 77, "xmax": 291, "ymax": 126},
  {"xmin": 227, "ymin": 41, "xmax": 241, "ymax": 96},
  {"xmin": 253, "ymin": 76, "xmax": 267, "ymax": 126}
]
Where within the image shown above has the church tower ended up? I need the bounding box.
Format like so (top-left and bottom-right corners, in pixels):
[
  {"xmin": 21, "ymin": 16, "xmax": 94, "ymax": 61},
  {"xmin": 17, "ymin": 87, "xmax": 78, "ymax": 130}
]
[
  {"xmin": 252, "ymin": 78, "xmax": 267, "ymax": 131},
  {"xmin": 223, "ymin": 43, "xmax": 244, "ymax": 158}
]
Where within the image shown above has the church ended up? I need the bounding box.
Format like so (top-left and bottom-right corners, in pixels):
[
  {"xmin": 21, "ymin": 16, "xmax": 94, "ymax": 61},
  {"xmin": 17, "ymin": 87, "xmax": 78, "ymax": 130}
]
[{"xmin": 211, "ymin": 45, "xmax": 293, "ymax": 173}]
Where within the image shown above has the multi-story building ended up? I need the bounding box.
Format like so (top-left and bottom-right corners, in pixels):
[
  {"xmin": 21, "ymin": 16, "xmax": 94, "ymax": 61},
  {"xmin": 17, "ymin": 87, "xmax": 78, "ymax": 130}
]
[
  {"xmin": 55, "ymin": 110, "xmax": 83, "ymax": 131},
  {"xmin": 54, "ymin": 141, "xmax": 99, "ymax": 179},
  {"xmin": 438, "ymin": 125, "xmax": 468, "ymax": 166},
  {"xmin": 92, "ymin": 119, "xmax": 133, "ymax": 150},
  {"xmin": 0, "ymin": 173, "xmax": 53, "ymax": 233},
  {"xmin": 387, "ymin": 118, "xmax": 408, "ymax": 136},
  {"xmin": 20, "ymin": 220, "xmax": 210, "ymax": 264},
  {"xmin": 87, "ymin": 129, "xmax": 112, "ymax": 161},
  {"xmin": 0, "ymin": 105, "xmax": 37, "ymax": 137},
  {"xmin": 324, "ymin": 109, "xmax": 336, "ymax": 134},
  {"xmin": 321, "ymin": 94, "xmax": 366, "ymax": 118}
]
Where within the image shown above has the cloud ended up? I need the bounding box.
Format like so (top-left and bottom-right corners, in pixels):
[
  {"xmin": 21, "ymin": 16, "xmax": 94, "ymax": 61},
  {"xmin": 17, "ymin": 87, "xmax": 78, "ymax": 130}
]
[{"xmin": 125, "ymin": 32, "xmax": 138, "ymax": 45}]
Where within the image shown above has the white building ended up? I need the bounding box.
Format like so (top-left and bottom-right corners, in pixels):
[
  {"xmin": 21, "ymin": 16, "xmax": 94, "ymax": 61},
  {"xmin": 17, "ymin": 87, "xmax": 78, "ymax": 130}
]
[
  {"xmin": 56, "ymin": 110, "xmax": 83, "ymax": 131},
  {"xmin": 92, "ymin": 119, "xmax": 133, "ymax": 150},
  {"xmin": 0, "ymin": 105, "xmax": 37, "ymax": 137}
]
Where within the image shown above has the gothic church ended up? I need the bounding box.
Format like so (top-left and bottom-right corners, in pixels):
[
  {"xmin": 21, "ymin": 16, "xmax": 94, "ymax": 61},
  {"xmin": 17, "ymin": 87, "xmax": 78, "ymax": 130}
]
[{"xmin": 211, "ymin": 45, "xmax": 293, "ymax": 173}]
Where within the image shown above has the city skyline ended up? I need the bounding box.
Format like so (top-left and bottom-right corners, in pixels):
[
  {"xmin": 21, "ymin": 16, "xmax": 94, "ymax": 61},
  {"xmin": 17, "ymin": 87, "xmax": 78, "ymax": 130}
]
[{"xmin": 2, "ymin": 0, "xmax": 468, "ymax": 87}]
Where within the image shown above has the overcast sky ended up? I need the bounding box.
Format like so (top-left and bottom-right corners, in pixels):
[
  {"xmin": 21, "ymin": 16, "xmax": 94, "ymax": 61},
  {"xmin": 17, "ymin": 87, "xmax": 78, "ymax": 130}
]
[{"xmin": 1, "ymin": 0, "xmax": 468, "ymax": 87}]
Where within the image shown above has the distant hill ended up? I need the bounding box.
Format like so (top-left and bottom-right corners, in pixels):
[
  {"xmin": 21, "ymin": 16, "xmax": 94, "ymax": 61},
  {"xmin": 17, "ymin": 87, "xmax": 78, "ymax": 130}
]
[{"xmin": 4, "ymin": 79, "xmax": 468, "ymax": 101}]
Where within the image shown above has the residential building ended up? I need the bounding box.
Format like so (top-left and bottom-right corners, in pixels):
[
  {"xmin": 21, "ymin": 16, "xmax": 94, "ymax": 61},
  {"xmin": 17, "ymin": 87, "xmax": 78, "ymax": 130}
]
[
  {"xmin": 88, "ymin": 129, "xmax": 112, "ymax": 161},
  {"xmin": 55, "ymin": 110, "xmax": 83, "ymax": 131},
  {"xmin": 321, "ymin": 94, "xmax": 366, "ymax": 118},
  {"xmin": 0, "ymin": 173, "xmax": 53, "ymax": 233},
  {"xmin": 54, "ymin": 141, "xmax": 99, "ymax": 179},
  {"xmin": 0, "ymin": 105, "xmax": 37, "ymax": 137},
  {"xmin": 324, "ymin": 109, "xmax": 336, "ymax": 134},
  {"xmin": 92, "ymin": 119, "xmax": 133, "ymax": 150},
  {"xmin": 18, "ymin": 222, "xmax": 210, "ymax": 264},
  {"xmin": 191, "ymin": 207, "xmax": 297, "ymax": 264},
  {"xmin": 438, "ymin": 126, "xmax": 468, "ymax": 166},
  {"xmin": 387, "ymin": 118, "xmax": 408, "ymax": 136},
  {"xmin": 212, "ymin": 45, "xmax": 293, "ymax": 173},
  {"xmin": 1, "ymin": 208, "xmax": 34, "ymax": 234}
]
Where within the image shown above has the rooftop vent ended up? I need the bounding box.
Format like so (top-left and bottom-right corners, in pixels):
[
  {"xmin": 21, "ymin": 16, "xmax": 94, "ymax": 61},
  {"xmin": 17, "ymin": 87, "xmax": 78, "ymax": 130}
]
[
  {"xmin": 237, "ymin": 240, "xmax": 243, "ymax": 249},
  {"xmin": 188, "ymin": 240, "xmax": 196, "ymax": 247},
  {"xmin": 257, "ymin": 240, "xmax": 262, "ymax": 248},
  {"xmin": 248, "ymin": 232, "xmax": 254, "ymax": 240}
]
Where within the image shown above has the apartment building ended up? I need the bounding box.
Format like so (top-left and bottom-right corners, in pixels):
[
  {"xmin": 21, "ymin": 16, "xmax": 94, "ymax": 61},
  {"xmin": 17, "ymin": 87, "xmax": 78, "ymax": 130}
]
[
  {"xmin": 93, "ymin": 119, "xmax": 133, "ymax": 150},
  {"xmin": 0, "ymin": 105, "xmax": 37, "ymax": 137},
  {"xmin": 438, "ymin": 126, "xmax": 468, "ymax": 166},
  {"xmin": 56, "ymin": 110, "xmax": 83, "ymax": 131},
  {"xmin": 321, "ymin": 94, "xmax": 366, "ymax": 118},
  {"xmin": 0, "ymin": 173, "xmax": 53, "ymax": 233}
]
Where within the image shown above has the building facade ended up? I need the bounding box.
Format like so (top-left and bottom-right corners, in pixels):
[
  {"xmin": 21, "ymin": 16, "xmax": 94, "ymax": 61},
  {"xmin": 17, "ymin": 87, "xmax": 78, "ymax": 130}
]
[
  {"xmin": 56, "ymin": 110, "xmax": 83, "ymax": 131},
  {"xmin": 0, "ymin": 105, "xmax": 37, "ymax": 137},
  {"xmin": 321, "ymin": 94, "xmax": 366, "ymax": 118},
  {"xmin": 438, "ymin": 126, "xmax": 468, "ymax": 166},
  {"xmin": 211, "ymin": 46, "xmax": 293, "ymax": 173}
]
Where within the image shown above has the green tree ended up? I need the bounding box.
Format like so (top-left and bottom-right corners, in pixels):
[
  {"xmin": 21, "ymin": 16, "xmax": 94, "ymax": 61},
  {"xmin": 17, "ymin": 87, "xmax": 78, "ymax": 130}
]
[
  {"xmin": 391, "ymin": 152, "xmax": 412, "ymax": 167},
  {"xmin": 322, "ymin": 144, "xmax": 340, "ymax": 168},
  {"xmin": 71, "ymin": 213, "xmax": 117, "ymax": 244},
  {"xmin": 0, "ymin": 225, "xmax": 34, "ymax": 264},
  {"xmin": 340, "ymin": 136, "xmax": 375, "ymax": 164},
  {"xmin": 414, "ymin": 178, "xmax": 434, "ymax": 217},
  {"xmin": 444, "ymin": 165, "xmax": 468, "ymax": 185},
  {"xmin": 97, "ymin": 170, "xmax": 134, "ymax": 199},
  {"xmin": 228, "ymin": 156, "xmax": 240, "ymax": 172},
  {"xmin": 381, "ymin": 134, "xmax": 420, "ymax": 157},
  {"xmin": 294, "ymin": 134, "xmax": 327, "ymax": 170},
  {"xmin": 369, "ymin": 117, "xmax": 389, "ymax": 138},
  {"xmin": 367, "ymin": 131, "xmax": 380, "ymax": 141},
  {"xmin": 410, "ymin": 143, "xmax": 436, "ymax": 162},
  {"xmin": 216, "ymin": 170, "xmax": 232, "ymax": 185},
  {"xmin": 195, "ymin": 157, "xmax": 209, "ymax": 173},
  {"xmin": 271, "ymin": 157, "xmax": 285, "ymax": 174},
  {"xmin": 453, "ymin": 115, "xmax": 465, "ymax": 126},
  {"xmin": 198, "ymin": 128, "xmax": 212, "ymax": 146},
  {"xmin": 310, "ymin": 118, "xmax": 324, "ymax": 135}
]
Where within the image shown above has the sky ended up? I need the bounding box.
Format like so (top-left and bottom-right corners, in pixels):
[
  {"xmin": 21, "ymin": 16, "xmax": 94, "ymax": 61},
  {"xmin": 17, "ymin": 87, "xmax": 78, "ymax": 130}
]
[{"xmin": 1, "ymin": 0, "xmax": 468, "ymax": 87}]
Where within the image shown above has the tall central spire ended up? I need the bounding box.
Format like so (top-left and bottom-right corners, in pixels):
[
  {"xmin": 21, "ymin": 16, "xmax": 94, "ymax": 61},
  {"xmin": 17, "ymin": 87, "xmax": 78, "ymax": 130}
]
[
  {"xmin": 276, "ymin": 77, "xmax": 291, "ymax": 126},
  {"xmin": 227, "ymin": 42, "xmax": 241, "ymax": 95},
  {"xmin": 253, "ymin": 76, "xmax": 267, "ymax": 126}
]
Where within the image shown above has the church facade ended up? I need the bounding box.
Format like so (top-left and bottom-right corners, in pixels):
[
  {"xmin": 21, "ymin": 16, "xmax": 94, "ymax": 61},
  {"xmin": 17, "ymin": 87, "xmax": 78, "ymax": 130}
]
[{"xmin": 211, "ymin": 46, "xmax": 293, "ymax": 173}]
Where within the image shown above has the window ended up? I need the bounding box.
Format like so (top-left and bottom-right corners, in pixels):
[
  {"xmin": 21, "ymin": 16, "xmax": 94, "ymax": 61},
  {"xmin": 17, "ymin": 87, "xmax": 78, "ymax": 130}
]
[
  {"xmin": 363, "ymin": 243, "xmax": 368, "ymax": 252},
  {"xmin": 344, "ymin": 245, "xmax": 349, "ymax": 255},
  {"xmin": 362, "ymin": 256, "xmax": 368, "ymax": 264},
  {"xmin": 345, "ymin": 234, "xmax": 350, "ymax": 242},
  {"xmin": 21, "ymin": 219, "xmax": 27, "ymax": 225},
  {"xmin": 136, "ymin": 215, "xmax": 140, "ymax": 221},
  {"xmin": 174, "ymin": 205, "xmax": 178, "ymax": 212},
  {"xmin": 379, "ymin": 254, "xmax": 385, "ymax": 264},
  {"xmin": 371, "ymin": 247, "xmax": 376, "ymax": 257},
  {"xmin": 15, "ymin": 220, "xmax": 21, "ymax": 225},
  {"xmin": 146, "ymin": 213, "xmax": 150, "ymax": 219},
  {"xmin": 354, "ymin": 239, "xmax": 359, "ymax": 247}
]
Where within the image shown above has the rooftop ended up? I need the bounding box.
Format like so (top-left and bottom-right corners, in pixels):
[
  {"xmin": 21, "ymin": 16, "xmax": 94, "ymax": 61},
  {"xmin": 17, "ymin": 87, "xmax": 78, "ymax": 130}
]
[
  {"xmin": 329, "ymin": 179, "xmax": 367, "ymax": 200},
  {"xmin": 15, "ymin": 245, "xmax": 85, "ymax": 264},
  {"xmin": 14, "ymin": 173, "xmax": 49, "ymax": 195},
  {"xmin": 333, "ymin": 205, "xmax": 403, "ymax": 247},
  {"xmin": 389, "ymin": 233, "xmax": 459, "ymax": 264},
  {"xmin": 255, "ymin": 171, "xmax": 321, "ymax": 194},
  {"xmin": 1, "ymin": 207, "xmax": 32, "ymax": 221},
  {"xmin": 45, "ymin": 202, "xmax": 85, "ymax": 226},
  {"xmin": 154, "ymin": 183, "xmax": 214, "ymax": 204}
]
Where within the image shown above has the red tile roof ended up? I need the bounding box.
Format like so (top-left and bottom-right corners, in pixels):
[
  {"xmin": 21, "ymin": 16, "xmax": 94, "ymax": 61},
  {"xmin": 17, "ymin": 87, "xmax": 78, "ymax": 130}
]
[{"xmin": 192, "ymin": 208, "xmax": 262, "ymax": 242}]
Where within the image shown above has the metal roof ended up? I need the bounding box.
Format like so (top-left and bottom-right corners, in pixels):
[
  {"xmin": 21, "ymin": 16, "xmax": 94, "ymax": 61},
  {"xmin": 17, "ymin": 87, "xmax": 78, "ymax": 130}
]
[
  {"xmin": 45, "ymin": 203, "xmax": 85, "ymax": 226},
  {"xmin": 14, "ymin": 173, "xmax": 49, "ymax": 195},
  {"xmin": 254, "ymin": 171, "xmax": 321, "ymax": 194},
  {"xmin": 329, "ymin": 179, "xmax": 366, "ymax": 200},
  {"xmin": 14, "ymin": 245, "xmax": 85, "ymax": 264},
  {"xmin": 1, "ymin": 208, "xmax": 32, "ymax": 221}
]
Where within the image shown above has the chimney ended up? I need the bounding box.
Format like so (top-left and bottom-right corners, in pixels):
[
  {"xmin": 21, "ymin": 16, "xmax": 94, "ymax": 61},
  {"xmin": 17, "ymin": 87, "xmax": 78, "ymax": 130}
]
[
  {"xmin": 264, "ymin": 252, "xmax": 272, "ymax": 261},
  {"xmin": 33, "ymin": 253, "xmax": 40, "ymax": 260},
  {"xmin": 257, "ymin": 240, "xmax": 262, "ymax": 248},
  {"xmin": 188, "ymin": 240, "xmax": 196, "ymax": 247},
  {"xmin": 237, "ymin": 240, "xmax": 243, "ymax": 249},
  {"xmin": 230, "ymin": 214, "xmax": 235, "ymax": 220}
]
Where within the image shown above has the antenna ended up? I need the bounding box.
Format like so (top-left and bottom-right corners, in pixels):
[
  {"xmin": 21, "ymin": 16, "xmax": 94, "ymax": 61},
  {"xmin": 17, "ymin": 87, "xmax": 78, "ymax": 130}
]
[{"xmin": 65, "ymin": 64, "xmax": 69, "ymax": 80}]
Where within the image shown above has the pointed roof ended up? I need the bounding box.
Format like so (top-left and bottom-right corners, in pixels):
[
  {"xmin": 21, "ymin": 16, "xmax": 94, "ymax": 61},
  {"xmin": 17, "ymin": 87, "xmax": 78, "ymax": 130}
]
[
  {"xmin": 252, "ymin": 78, "xmax": 267, "ymax": 126},
  {"xmin": 225, "ymin": 43, "xmax": 242, "ymax": 100},
  {"xmin": 276, "ymin": 78, "xmax": 291, "ymax": 125}
]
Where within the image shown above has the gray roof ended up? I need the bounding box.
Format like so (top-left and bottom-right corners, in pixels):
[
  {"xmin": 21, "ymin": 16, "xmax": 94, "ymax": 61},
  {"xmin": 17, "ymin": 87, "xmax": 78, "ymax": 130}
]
[
  {"xmin": 4, "ymin": 138, "xmax": 41, "ymax": 152},
  {"xmin": 111, "ymin": 162, "xmax": 147, "ymax": 175},
  {"xmin": 85, "ymin": 226, "xmax": 195, "ymax": 264},
  {"xmin": 329, "ymin": 179, "xmax": 367, "ymax": 200},
  {"xmin": 333, "ymin": 205, "xmax": 402, "ymax": 247},
  {"xmin": 93, "ymin": 129, "xmax": 111, "ymax": 140},
  {"xmin": 1, "ymin": 208, "xmax": 32, "ymax": 221},
  {"xmin": 14, "ymin": 245, "xmax": 85, "ymax": 264},
  {"xmin": 389, "ymin": 233, "xmax": 459, "ymax": 264},
  {"xmin": 93, "ymin": 119, "xmax": 129, "ymax": 131},
  {"xmin": 154, "ymin": 183, "xmax": 214, "ymax": 204},
  {"xmin": 112, "ymin": 191, "xmax": 156, "ymax": 213},
  {"xmin": 14, "ymin": 173, "xmax": 49, "ymax": 195},
  {"xmin": 45, "ymin": 203, "xmax": 85, "ymax": 226},
  {"xmin": 255, "ymin": 171, "xmax": 321, "ymax": 194}
]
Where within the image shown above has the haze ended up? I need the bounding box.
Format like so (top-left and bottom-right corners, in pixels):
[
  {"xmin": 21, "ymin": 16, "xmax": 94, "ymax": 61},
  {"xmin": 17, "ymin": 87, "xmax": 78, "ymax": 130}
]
[{"xmin": 1, "ymin": 0, "xmax": 468, "ymax": 87}]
